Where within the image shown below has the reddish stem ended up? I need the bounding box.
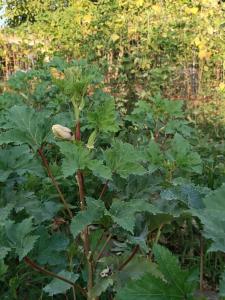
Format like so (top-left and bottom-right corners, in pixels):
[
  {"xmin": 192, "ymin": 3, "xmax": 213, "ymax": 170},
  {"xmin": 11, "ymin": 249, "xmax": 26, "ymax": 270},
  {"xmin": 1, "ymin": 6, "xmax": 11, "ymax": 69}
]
[
  {"xmin": 37, "ymin": 147, "xmax": 73, "ymax": 219},
  {"xmin": 95, "ymin": 234, "xmax": 112, "ymax": 264},
  {"xmin": 75, "ymin": 121, "xmax": 81, "ymax": 141},
  {"xmin": 24, "ymin": 256, "xmax": 86, "ymax": 297},
  {"xmin": 99, "ymin": 180, "xmax": 109, "ymax": 199},
  {"xmin": 74, "ymin": 120, "xmax": 93, "ymax": 294},
  {"xmin": 118, "ymin": 245, "xmax": 139, "ymax": 271}
]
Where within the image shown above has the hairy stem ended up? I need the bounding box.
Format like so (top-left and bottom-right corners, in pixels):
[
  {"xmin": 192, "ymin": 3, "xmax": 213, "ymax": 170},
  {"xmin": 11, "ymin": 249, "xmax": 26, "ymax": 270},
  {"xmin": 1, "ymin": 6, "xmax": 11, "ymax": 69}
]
[
  {"xmin": 118, "ymin": 245, "xmax": 139, "ymax": 271},
  {"xmin": 37, "ymin": 147, "xmax": 73, "ymax": 219},
  {"xmin": 24, "ymin": 256, "xmax": 86, "ymax": 298}
]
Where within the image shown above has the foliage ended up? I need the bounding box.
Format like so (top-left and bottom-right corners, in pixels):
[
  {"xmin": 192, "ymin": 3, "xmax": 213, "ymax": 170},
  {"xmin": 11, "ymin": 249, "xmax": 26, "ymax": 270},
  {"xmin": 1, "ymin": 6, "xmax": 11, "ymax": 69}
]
[
  {"xmin": 116, "ymin": 244, "xmax": 197, "ymax": 300},
  {"xmin": 0, "ymin": 58, "xmax": 225, "ymax": 299},
  {"xmin": 1, "ymin": 0, "xmax": 225, "ymax": 108},
  {"xmin": 194, "ymin": 184, "xmax": 225, "ymax": 253}
]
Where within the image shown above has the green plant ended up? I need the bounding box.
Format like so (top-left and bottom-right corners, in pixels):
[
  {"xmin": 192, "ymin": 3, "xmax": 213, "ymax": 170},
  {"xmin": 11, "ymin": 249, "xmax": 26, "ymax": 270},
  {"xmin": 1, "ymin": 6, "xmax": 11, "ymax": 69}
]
[{"xmin": 1, "ymin": 59, "xmax": 225, "ymax": 299}]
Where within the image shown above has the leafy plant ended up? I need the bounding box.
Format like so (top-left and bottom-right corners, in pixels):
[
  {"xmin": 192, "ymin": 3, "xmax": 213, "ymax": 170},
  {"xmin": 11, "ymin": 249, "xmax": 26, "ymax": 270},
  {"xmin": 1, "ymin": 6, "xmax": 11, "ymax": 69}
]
[{"xmin": 0, "ymin": 59, "xmax": 225, "ymax": 299}]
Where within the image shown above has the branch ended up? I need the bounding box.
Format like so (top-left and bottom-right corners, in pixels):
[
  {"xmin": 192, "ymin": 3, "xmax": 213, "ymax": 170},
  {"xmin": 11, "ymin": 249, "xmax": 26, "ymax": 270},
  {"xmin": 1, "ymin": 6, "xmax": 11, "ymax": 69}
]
[
  {"xmin": 95, "ymin": 234, "xmax": 112, "ymax": 264},
  {"xmin": 118, "ymin": 245, "xmax": 139, "ymax": 271},
  {"xmin": 99, "ymin": 180, "xmax": 109, "ymax": 199},
  {"xmin": 24, "ymin": 256, "xmax": 86, "ymax": 297},
  {"xmin": 37, "ymin": 146, "xmax": 73, "ymax": 219}
]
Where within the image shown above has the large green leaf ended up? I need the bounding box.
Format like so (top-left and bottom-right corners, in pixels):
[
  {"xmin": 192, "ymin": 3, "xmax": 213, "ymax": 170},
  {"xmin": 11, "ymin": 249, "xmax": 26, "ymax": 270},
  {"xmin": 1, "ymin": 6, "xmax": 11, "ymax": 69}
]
[
  {"xmin": 194, "ymin": 184, "xmax": 225, "ymax": 252},
  {"xmin": 70, "ymin": 197, "xmax": 105, "ymax": 238},
  {"xmin": 104, "ymin": 140, "xmax": 146, "ymax": 178},
  {"xmin": 5, "ymin": 217, "xmax": 39, "ymax": 260},
  {"xmin": 87, "ymin": 159, "xmax": 112, "ymax": 180},
  {"xmin": 116, "ymin": 273, "xmax": 172, "ymax": 300},
  {"xmin": 57, "ymin": 142, "xmax": 90, "ymax": 177},
  {"xmin": 116, "ymin": 244, "xmax": 196, "ymax": 300},
  {"xmin": 165, "ymin": 119, "xmax": 193, "ymax": 137},
  {"xmin": 166, "ymin": 133, "xmax": 202, "ymax": 174},
  {"xmin": 43, "ymin": 270, "xmax": 79, "ymax": 296},
  {"xmin": 153, "ymin": 244, "xmax": 195, "ymax": 295},
  {"xmin": 144, "ymin": 140, "xmax": 164, "ymax": 173},
  {"xmin": 0, "ymin": 145, "xmax": 44, "ymax": 182},
  {"xmin": 117, "ymin": 256, "xmax": 163, "ymax": 284},
  {"xmin": 58, "ymin": 142, "xmax": 111, "ymax": 179},
  {"xmin": 90, "ymin": 278, "xmax": 114, "ymax": 298},
  {"xmin": 0, "ymin": 105, "xmax": 51, "ymax": 149},
  {"xmin": 36, "ymin": 230, "xmax": 69, "ymax": 266},
  {"xmin": 125, "ymin": 100, "xmax": 153, "ymax": 128},
  {"xmin": 0, "ymin": 247, "xmax": 11, "ymax": 260},
  {"xmin": 219, "ymin": 271, "xmax": 225, "ymax": 297},
  {"xmin": 0, "ymin": 260, "xmax": 8, "ymax": 278},
  {"xmin": 0, "ymin": 204, "xmax": 14, "ymax": 226},
  {"xmin": 108, "ymin": 199, "xmax": 159, "ymax": 233}
]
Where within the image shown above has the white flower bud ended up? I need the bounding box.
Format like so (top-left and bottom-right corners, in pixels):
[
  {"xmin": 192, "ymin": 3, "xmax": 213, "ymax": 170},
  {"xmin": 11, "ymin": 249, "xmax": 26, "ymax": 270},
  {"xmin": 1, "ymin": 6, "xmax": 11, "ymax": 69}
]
[{"xmin": 52, "ymin": 124, "xmax": 75, "ymax": 141}]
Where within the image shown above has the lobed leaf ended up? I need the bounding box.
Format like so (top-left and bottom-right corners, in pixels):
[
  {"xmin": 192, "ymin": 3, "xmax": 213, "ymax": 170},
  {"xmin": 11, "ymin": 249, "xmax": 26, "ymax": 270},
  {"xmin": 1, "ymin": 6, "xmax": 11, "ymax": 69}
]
[{"xmin": 70, "ymin": 197, "xmax": 105, "ymax": 238}]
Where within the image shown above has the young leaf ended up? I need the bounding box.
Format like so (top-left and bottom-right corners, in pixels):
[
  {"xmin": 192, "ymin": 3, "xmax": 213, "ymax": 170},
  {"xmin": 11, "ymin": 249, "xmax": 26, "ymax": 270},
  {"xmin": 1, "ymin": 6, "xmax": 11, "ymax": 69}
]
[
  {"xmin": 43, "ymin": 270, "xmax": 79, "ymax": 296},
  {"xmin": 87, "ymin": 99, "xmax": 119, "ymax": 133}
]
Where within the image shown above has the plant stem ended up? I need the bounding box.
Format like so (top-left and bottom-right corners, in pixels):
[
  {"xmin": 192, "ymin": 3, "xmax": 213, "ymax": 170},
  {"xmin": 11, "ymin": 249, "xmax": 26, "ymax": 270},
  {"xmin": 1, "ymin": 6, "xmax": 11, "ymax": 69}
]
[
  {"xmin": 37, "ymin": 146, "xmax": 73, "ymax": 219},
  {"xmin": 72, "ymin": 286, "xmax": 77, "ymax": 300},
  {"xmin": 95, "ymin": 234, "xmax": 112, "ymax": 264},
  {"xmin": 76, "ymin": 171, "xmax": 85, "ymax": 210},
  {"xmin": 75, "ymin": 120, "xmax": 93, "ymax": 299},
  {"xmin": 99, "ymin": 180, "xmax": 109, "ymax": 199},
  {"xmin": 155, "ymin": 224, "xmax": 163, "ymax": 244},
  {"xmin": 200, "ymin": 234, "xmax": 204, "ymax": 292},
  {"xmin": 24, "ymin": 256, "xmax": 86, "ymax": 298},
  {"xmin": 118, "ymin": 245, "xmax": 139, "ymax": 271},
  {"xmin": 75, "ymin": 120, "xmax": 81, "ymax": 141}
]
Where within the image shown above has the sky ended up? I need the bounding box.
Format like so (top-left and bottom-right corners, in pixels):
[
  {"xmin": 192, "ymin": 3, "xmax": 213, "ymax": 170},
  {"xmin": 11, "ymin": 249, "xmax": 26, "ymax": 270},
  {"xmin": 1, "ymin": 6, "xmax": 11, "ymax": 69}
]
[{"xmin": 0, "ymin": 4, "xmax": 5, "ymax": 27}]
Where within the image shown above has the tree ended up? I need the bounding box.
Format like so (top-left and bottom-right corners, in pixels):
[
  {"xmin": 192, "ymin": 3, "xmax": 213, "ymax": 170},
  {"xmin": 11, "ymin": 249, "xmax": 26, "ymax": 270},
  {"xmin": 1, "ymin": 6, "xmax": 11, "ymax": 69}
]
[{"xmin": 1, "ymin": 0, "xmax": 70, "ymax": 27}]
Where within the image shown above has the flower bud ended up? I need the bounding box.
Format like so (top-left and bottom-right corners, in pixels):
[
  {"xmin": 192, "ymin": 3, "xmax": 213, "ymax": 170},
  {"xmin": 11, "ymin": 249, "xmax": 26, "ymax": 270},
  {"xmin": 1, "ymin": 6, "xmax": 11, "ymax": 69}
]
[{"xmin": 52, "ymin": 124, "xmax": 75, "ymax": 141}]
